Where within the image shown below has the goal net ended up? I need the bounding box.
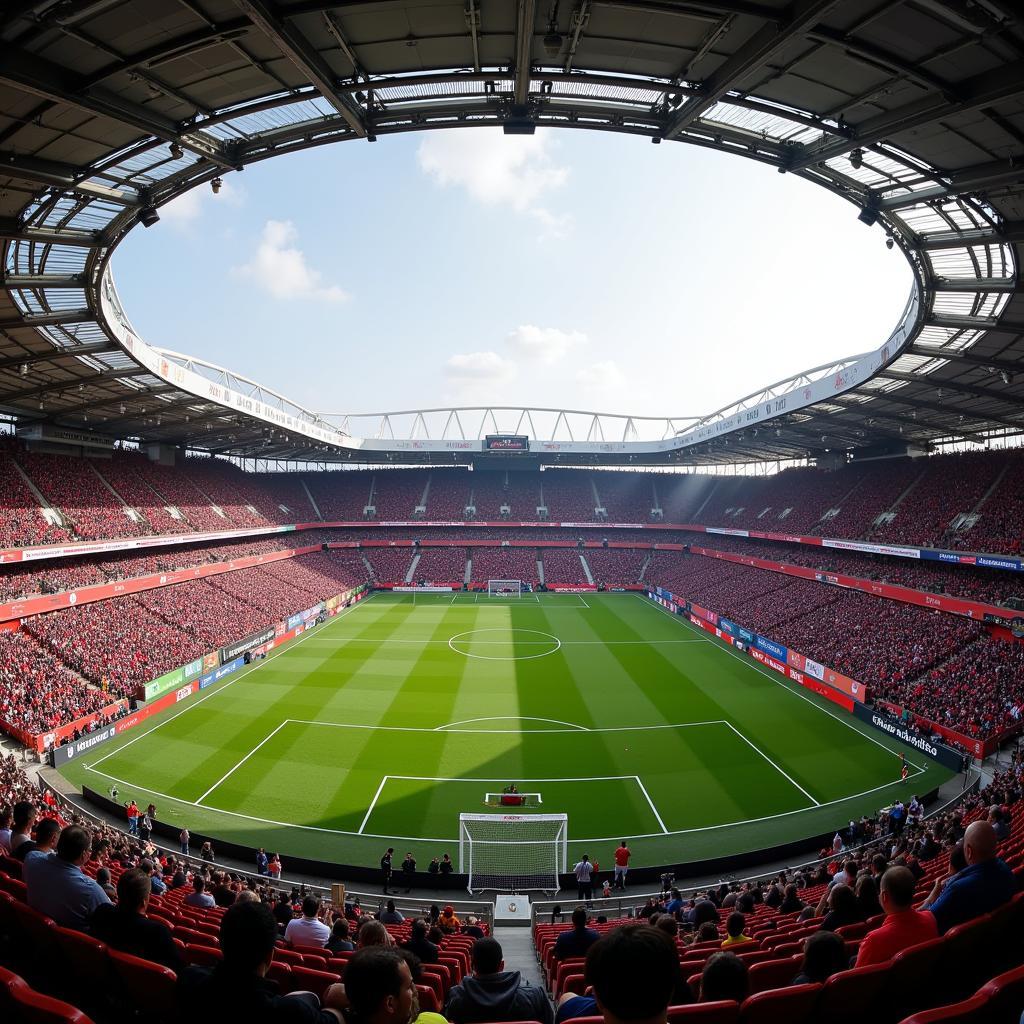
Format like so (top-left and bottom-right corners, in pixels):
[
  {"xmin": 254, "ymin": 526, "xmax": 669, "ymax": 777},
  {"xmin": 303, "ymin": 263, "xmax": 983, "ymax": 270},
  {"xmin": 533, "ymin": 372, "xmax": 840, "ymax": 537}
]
[
  {"xmin": 488, "ymin": 579, "xmax": 525, "ymax": 597},
  {"xmin": 459, "ymin": 813, "xmax": 567, "ymax": 893}
]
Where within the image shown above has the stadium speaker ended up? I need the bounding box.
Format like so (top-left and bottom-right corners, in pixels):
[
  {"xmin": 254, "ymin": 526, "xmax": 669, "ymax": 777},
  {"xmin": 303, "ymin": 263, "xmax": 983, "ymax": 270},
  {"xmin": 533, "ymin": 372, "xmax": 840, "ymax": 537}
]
[
  {"xmin": 857, "ymin": 205, "xmax": 879, "ymax": 226},
  {"xmin": 138, "ymin": 206, "xmax": 160, "ymax": 228}
]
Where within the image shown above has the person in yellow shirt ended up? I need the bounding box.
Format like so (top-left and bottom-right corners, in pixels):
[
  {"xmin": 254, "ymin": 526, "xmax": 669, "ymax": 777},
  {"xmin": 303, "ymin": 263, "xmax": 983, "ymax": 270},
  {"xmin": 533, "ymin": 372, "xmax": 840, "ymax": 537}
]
[{"xmin": 720, "ymin": 911, "xmax": 753, "ymax": 948}]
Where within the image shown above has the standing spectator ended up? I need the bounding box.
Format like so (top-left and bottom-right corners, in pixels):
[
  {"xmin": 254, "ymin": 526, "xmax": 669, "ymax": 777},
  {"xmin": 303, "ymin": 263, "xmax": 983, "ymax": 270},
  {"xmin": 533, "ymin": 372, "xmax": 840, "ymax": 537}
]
[
  {"xmin": 23, "ymin": 825, "xmax": 110, "ymax": 930},
  {"xmin": 178, "ymin": 900, "xmax": 345, "ymax": 1022},
  {"xmin": 268, "ymin": 853, "xmax": 282, "ymax": 879},
  {"xmin": 201, "ymin": 840, "xmax": 215, "ymax": 862},
  {"xmin": 856, "ymin": 867, "xmax": 938, "ymax": 966},
  {"xmin": 179, "ymin": 826, "xmax": 190, "ymax": 856},
  {"xmin": 613, "ymin": 842, "xmax": 631, "ymax": 891},
  {"xmin": 91, "ymin": 868, "xmax": 184, "ymax": 973},
  {"xmin": 401, "ymin": 851, "xmax": 416, "ymax": 893},
  {"xmin": 574, "ymin": 854, "xmax": 594, "ymax": 903},
  {"xmin": 185, "ymin": 877, "xmax": 216, "ymax": 909},
  {"xmin": 126, "ymin": 800, "xmax": 139, "ymax": 836},
  {"xmin": 920, "ymin": 820, "xmax": 1015, "ymax": 933},
  {"xmin": 554, "ymin": 907, "xmax": 600, "ymax": 961},
  {"xmin": 256, "ymin": 848, "xmax": 269, "ymax": 875},
  {"xmin": 286, "ymin": 895, "xmax": 331, "ymax": 947},
  {"xmin": 439, "ymin": 853, "xmax": 454, "ymax": 875},
  {"xmin": 445, "ymin": 937, "xmax": 553, "ymax": 1024},
  {"xmin": 138, "ymin": 812, "xmax": 152, "ymax": 844},
  {"xmin": 381, "ymin": 847, "xmax": 395, "ymax": 895}
]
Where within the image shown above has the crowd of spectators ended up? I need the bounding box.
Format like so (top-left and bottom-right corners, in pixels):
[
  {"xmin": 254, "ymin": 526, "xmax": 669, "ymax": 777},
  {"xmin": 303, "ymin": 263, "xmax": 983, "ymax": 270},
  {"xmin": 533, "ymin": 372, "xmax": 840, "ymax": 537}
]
[
  {"xmin": 470, "ymin": 548, "xmax": 541, "ymax": 585},
  {"xmin": 585, "ymin": 548, "xmax": 648, "ymax": 586},
  {"xmin": 413, "ymin": 547, "xmax": 469, "ymax": 584},
  {"xmin": 541, "ymin": 549, "xmax": 589, "ymax": 586}
]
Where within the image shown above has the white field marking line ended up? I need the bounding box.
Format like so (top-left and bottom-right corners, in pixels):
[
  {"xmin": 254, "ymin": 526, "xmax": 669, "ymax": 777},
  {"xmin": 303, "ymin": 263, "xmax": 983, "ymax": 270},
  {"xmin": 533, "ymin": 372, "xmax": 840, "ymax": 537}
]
[
  {"xmin": 358, "ymin": 776, "xmax": 389, "ymax": 835},
  {"xmin": 83, "ymin": 760, "xmax": 925, "ymax": 846},
  {"xmin": 434, "ymin": 716, "xmax": 590, "ymax": 731},
  {"xmin": 291, "ymin": 718, "xmax": 726, "ymax": 735},
  {"xmin": 448, "ymin": 627, "xmax": 561, "ymax": 662},
  {"xmin": 324, "ymin": 637, "xmax": 707, "ymax": 645},
  {"xmin": 85, "ymin": 594, "xmax": 378, "ymax": 771},
  {"xmin": 638, "ymin": 595, "xmax": 929, "ymax": 773},
  {"xmin": 721, "ymin": 721, "xmax": 820, "ymax": 807},
  {"xmin": 195, "ymin": 721, "xmax": 290, "ymax": 806},
  {"xmin": 384, "ymin": 773, "xmax": 642, "ymax": 782},
  {"xmin": 633, "ymin": 776, "xmax": 669, "ymax": 834}
]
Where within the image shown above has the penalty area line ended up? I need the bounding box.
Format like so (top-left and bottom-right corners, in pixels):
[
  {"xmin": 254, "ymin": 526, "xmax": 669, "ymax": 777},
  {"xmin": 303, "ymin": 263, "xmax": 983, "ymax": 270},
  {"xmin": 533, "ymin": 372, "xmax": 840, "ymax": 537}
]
[
  {"xmin": 721, "ymin": 721, "xmax": 820, "ymax": 807},
  {"xmin": 633, "ymin": 776, "xmax": 669, "ymax": 833},
  {"xmin": 358, "ymin": 776, "xmax": 390, "ymax": 835},
  {"xmin": 195, "ymin": 721, "xmax": 291, "ymax": 806}
]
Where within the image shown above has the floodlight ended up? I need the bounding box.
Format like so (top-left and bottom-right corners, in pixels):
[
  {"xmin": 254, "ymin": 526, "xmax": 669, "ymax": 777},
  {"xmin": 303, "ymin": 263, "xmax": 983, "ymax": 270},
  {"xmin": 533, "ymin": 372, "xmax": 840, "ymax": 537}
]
[
  {"xmin": 857, "ymin": 205, "xmax": 878, "ymax": 226},
  {"xmin": 885, "ymin": 235, "xmax": 895, "ymax": 249},
  {"xmin": 211, "ymin": 177, "xmax": 223, "ymax": 194}
]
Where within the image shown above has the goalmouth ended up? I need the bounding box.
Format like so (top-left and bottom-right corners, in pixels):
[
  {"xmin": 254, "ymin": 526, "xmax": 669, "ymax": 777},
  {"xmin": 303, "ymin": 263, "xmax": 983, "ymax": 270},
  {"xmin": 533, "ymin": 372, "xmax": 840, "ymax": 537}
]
[
  {"xmin": 488, "ymin": 579, "xmax": 529, "ymax": 597},
  {"xmin": 459, "ymin": 812, "xmax": 567, "ymax": 894}
]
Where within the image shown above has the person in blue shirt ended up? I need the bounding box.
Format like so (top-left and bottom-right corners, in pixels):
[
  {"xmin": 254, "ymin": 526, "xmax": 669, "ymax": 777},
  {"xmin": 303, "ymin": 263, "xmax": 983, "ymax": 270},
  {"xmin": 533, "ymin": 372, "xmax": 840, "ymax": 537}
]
[
  {"xmin": 920, "ymin": 820, "xmax": 1015, "ymax": 934},
  {"xmin": 554, "ymin": 907, "xmax": 600, "ymax": 961},
  {"xmin": 23, "ymin": 824, "xmax": 110, "ymax": 931}
]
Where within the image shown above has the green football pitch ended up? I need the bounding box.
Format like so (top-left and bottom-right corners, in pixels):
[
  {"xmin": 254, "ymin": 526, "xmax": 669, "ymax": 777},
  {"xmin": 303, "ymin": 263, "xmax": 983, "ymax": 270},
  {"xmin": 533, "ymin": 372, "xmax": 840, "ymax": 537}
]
[{"xmin": 59, "ymin": 592, "xmax": 952, "ymax": 872}]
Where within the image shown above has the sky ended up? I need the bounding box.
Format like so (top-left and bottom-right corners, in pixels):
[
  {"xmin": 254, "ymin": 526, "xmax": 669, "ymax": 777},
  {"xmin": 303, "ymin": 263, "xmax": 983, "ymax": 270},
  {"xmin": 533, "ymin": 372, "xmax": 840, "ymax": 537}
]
[{"xmin": 113, "ymin": 128, "xmax": 912, "ymax": 430}]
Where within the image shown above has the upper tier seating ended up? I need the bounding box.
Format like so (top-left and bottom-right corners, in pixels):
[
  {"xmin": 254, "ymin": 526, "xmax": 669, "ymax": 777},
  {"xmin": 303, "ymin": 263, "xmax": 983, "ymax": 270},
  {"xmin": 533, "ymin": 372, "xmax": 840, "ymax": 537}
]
[
  {"xmin": 470, "ymin": 547, "xmax": 540, "ymax": 584},
  {"xmin": 413, "ymin": 546, "xmax": 468, "ymax": 583}
]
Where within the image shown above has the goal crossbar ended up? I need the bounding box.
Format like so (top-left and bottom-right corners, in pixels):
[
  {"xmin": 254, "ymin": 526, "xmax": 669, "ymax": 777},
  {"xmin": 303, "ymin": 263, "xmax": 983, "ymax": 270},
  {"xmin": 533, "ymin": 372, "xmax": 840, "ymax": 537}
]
[
  {"xmin": 459, "ymin": 812, "xmax": 567, "ymax": 894},
  {"xmin": 488, "ymin": 579, "xmax": 525, "ymax": 597}
]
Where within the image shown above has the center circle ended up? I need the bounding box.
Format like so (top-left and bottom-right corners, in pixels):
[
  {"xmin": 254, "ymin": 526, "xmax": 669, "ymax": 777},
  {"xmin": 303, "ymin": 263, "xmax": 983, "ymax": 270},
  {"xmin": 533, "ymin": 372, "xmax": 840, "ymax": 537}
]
[{"xmin": 447, "ymin": 628, "xmax": 562, "ymax": 662}]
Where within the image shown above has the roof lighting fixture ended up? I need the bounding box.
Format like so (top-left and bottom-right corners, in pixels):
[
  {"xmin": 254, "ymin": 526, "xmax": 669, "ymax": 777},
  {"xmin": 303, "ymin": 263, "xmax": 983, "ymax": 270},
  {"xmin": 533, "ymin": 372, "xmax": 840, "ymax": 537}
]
[
  {"xmin": 1001, "ymin": 370, "xmax": 1012, "ymax": 385},
  {"xmin": 169, "ymin": 142, "xmax": 183, "ymax": 160},
  {"xmin": 885, "ymin": 235, "xmax": 895, "ymax": 250},
  {"xmin": 849, "ymin": 147, "xmax": 864, "ymax": 170},
  {"xmin": 211, "ymin": 177, "xmax": 223, "ymax": 194},
  {"xmin": 19, "ymin": 363, "xmax": 28, "ymax": 377}
]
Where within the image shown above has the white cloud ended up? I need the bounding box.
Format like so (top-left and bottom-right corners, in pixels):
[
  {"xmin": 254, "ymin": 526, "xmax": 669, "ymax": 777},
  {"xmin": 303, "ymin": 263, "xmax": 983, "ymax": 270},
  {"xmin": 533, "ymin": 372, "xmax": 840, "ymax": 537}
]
[
  {"xmin": 506, "ymin": 325, "xmax": 586, "ymax": 365},
  {"xmin": 576, "ymin": 360, "xmax": 626, "ymax": 395},
  {"xmin": 416, "ymin": 130, "xmax": 569, "ymax": 233},
  {"xmin": 233, "ymin": 220, "xmax": 348, "ymax": 302},
  {"xmin": 160, "ymin": 178, "xmax": 243, "ymax": 229}
]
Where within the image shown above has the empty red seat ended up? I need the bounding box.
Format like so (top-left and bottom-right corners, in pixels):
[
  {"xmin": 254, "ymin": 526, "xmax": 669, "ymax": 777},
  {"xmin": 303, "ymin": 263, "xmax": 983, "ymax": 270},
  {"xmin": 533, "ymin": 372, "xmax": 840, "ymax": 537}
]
[
  {"xmin": 977, "ymin": 963, "xmax": 1024, "ymax": 1024},
  {"xmin": 0, "ymin": 966, "xmax": 95, "ymax": 1024},
  {"xmin": 669, "ymin": 1002, "xmax": 741, "ymax": 1024},
  {"xmin": 107, "ymin": 948, "xmax": 177, "ymax": 1019},
  {"xmin": 739, "ymin": 982, "xmax": 821, "ymax": 1024},
  {"xmin": 817, "ymin": 963, "xmax": 889, "ymax": 1024},
  {"xmin": 897, "ymin": 993, "xmax": 988, "ymax": 1024},
  {"xmin": 287, "ymin": 965, "xmax": 341, "ymax": 999},
  {"xmin": 747, "ymin": 958, "xmax": 799, "ymax": 994},
  {"xmin": 53, "ymin": 927, "xmax": 108, "ymax": 990},
  {"xmin": 185, "ymin": 943, "xmax": 223, "ymax": 967}
]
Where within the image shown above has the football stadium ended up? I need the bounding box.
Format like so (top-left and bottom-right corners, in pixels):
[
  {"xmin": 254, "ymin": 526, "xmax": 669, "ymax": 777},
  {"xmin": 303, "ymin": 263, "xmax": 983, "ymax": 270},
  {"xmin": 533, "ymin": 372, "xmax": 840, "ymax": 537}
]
[{"xmin": 1, "ymin": 2, "xmax": 1024, "ymax": 1023}]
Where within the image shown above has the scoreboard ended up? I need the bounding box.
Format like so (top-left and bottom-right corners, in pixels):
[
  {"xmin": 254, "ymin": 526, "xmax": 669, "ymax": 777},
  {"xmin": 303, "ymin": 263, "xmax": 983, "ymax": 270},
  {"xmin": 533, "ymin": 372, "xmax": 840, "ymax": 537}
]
[{"xmin": 483, "ymin": 435, "xmax": 530, "ymax": 452}]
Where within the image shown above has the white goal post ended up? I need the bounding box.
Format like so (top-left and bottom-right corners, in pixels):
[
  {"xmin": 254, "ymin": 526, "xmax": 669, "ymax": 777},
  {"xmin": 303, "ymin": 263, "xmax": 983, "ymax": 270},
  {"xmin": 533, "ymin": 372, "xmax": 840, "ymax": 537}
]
[
  {"xmin": 487, "ymin": 579, "xmax": 525, "ymax": 597},
  {"xmin": 459, "ymin": 813, "xmax": 568, "ymax": 894}
]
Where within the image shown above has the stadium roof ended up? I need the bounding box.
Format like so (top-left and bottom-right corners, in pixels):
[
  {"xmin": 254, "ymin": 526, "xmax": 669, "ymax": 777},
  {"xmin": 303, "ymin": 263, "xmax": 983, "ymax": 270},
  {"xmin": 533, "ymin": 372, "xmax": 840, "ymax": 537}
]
[{"xmin": 0, "ymin": 0, "xmax": 1022, "ymax": 467}]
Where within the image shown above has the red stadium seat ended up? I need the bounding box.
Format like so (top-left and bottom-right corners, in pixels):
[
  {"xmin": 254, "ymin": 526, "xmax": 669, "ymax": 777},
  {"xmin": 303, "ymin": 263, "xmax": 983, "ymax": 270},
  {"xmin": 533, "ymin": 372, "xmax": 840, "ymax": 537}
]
[
  {"xmin": 53, "ymin": 927, "xmax": 108, "ymax": 990},
  {"xmin": 107, "ymin": 948, "xmax": 177, "ymax": 1019},
  {"xmin": 886, "ymin": 938, "xmax": 945, "ymax": 1013},
  {"xmin": 747, "ymin": 957, "xmax": 799, "ymax": 993},
  {"xmin": 416, "ymin": 984, "xmax": 440, "ymax": 1013},
  {"xmin": 977, "ymin": 963, "xmax": 1024, "ymax": 1024},
  {"xmin": 738, "ymin": 982, "xmax": 821, "ymax": 1024},
  {"xmin": 266, "ymin": 961, "xmax": 293, "ymax": 988},
  {"xmin": 669, "ymin": 1002, "xmax": 741, "ymax": 1024},
  {"xmin": 287, "ymin": 965, "xmax": 341, "ymax": 999},
  {"xmin": 897, "ymin": 993, "xmax": 988, "ymax": 1024},
  {"xmin": 184, "ymin": 943, "xmax": 223, "ymax": 967},
  {"xmin": 816, "ymin": 963, "xmax": 889, "ymax": 1024}
]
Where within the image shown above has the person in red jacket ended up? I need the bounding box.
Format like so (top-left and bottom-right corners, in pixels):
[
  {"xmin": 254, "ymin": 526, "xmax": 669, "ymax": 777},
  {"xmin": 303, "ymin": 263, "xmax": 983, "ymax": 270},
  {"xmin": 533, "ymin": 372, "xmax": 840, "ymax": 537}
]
[{"xmin": 855, "ymin": 866, "xmax": 937, "ymax": 967}]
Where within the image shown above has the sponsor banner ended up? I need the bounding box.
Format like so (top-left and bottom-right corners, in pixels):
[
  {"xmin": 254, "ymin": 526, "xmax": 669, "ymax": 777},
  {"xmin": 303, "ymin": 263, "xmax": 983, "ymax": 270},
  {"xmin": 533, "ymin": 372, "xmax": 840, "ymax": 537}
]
[
  {"xmin": 203, "ymin": 652, "xmax": 219, "ymax": 671},
  {"xmin": 788, "ymin": 649, "xmax": 827, "ymax": 682},
  {"xmin": 183, "ymin": 658, "xmax": 203, "ymax": 681},
  {"xmin": 755, "ymin": 635, "xmax": 788, "ymax": 662},
  {"xmin": 220, "ymin": 627, "xmax": 275, "ymax": 664},
  {"xmin": 142, "ymin": 666, "xmax": 184, "ymax": 702},
  {"xmin": 690, "ymin": 602, "xmax": 717, "ymax": 627},
  {"xmin": 392, "ymin": 586, "xmax": 455, "ymax": 593},
  {"xmin": 550, "ymin": 585, "xmax": 597, "ymax": 592},
  {"xmin": 715, "ymin": 627, "xmax": 735, "ymax": 646},
  {"xmin": 200, "ymin": 657, "xmax": 244, "ymax": 690},
  {"xmin": 717, "ymin": 617, "xmax": 736, "ymax": 637},
  {"xmin": 50, "ymin": 725, "xmax": 119, "ymax": 766},
  {"xmin": 924, "ymin": 549, "xmax": 1023, "ymax": 573},
  {"xmin": 736, "ymin": 625, "xmax": 756, "ymax": 645},
  {"xmin": 287, "ymin": 613, "xmax": 303, "ymax": 631},
  {"xmin": 706, "ymin": 527, "xmax": 751, "ymax": 537},
  {"xmin": 751, "ymin": 647, "xmax": 787, "ymax": 675},
  {"xmin": 689, "ymin": 613, "xmax": 717, "ymax": 635},
  {"xmin": 751, "ymin": 649, "xmax": 854, "ymax": 712},
  {"xmin": 823, "ymin": 667, "xmax": 865, "ymax": 702},
  {"xmin": 18, "ymin": 697, "xmax": 129, "ymax": 756},
  {"xmin": 820, "ymin": 538, "xmax": 921, "ymax": 560},
  {"xmin": 852, "ymin": 703, "xmax": 966, "ymax": 769},
  {"xmin": 301, "ymin": 602, "xmax": 324, "ymax": 622}
]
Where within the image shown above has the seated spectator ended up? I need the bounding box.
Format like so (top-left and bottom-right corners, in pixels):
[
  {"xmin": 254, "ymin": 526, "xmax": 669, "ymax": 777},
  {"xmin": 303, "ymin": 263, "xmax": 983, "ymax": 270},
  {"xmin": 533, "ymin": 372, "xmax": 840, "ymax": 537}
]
[
  {"xmin": 562, "ymin": 924, "xmax": 682, "ymax": 1024},
  {"xmin": 344, "ymin": 946, "xmax": 445, "ymax": 1024},
  {"xmin": 779, "ymin": 884, "xmax": 805, "ymax": 916},
  {"xmin": 855, "ymin": 875, "xmax": 882, "ymax": 918},
  {"xmin": 401, "ymin": 919, "xmax": 438, "ymax": 964},
  {"xmin": 856, "ymin": 867, "xmax": 938, "ymax": 967},
  {"xmin": 140, "ymin": 858, "xmax": 165, "ymax": 895},
  {"xmin": 692, "ymin": 922, "xmax": 719, "ymax": 945},
  {"xmin": 920, "ymin": 820, "xmax": 1015, "ymax": 934},
  {"xmin": 699, "ymin": 952, "xmax": 749, "ymax": 1003},
  {"xmin": 212, "ymin": 872, "xmax": 237, "ymax": 908},
  {"xmin": 792, "ymin": 931, "xmax": 847, "ymax": 985},
  {"xmin": 989, "ymin": 806, "xmax": 1010, "ymax": 842},
  {"xmin": 359, "ymin": 920, "xmax": 395, "ymax": 949},
  {"xmin": 720, "ymin": 912, "xmax": 752, "ymax": 948},
  {"xmin": 15, "ymin": 817, "xmax": 59, "ymax": 863},
  {"xmin": 9, "ymin": 800, "xmax": 36, "ymax": 857},
  {"xmin": 818, "ymin": 884, "xmax": 864, "ymax": 932},
  {"xmin": 554, "ymin": 907, "xmax": 600, "ymax": 960},
  {"xmin": 274, "ymin": 892, "xmax": 295, "ymax": 933},
  {"xmin": 96, "ymin": 866, "xmax": 117, "ymax": 900},
  {"xmin": 445, "ymin": 937, "xmax": 552, "ymax": 1024},
  {"xmin": 184, "ymin": 876, "xmax": 216, "ymax": 909},
  {"xmin": 327, "ymin": 918, "xmax": 355, "ymax": 955},
  {"xmin": 91, "ymin": 868, "xmax": 184, "ymax": 973},
  {"xmin": 0, "ymin": 805, "xmax": 12, "ymax": 853},
  {"xmin": 379, "ymin": 900, "xmax": 405, "ymax": 925},
  {"xmin": 179, "ymin": 900, "xmax": 345, "ymax": 1022},
  {"xmin": 23, "ymin": 825, "xmax": 110, "ymax": 930},
  {"xmin": 438, "ymin": 905, "xmax": 461, "ymax": 934},
  {"xmin": 654, "ymin": 916, "xmax": 678, "ymax": 940},
  {"xmin": 286, "ymin": 895, "xmax": 331, "ymax": 947},
  {"xmin": 462, "ymin": 916, "xmax": 485, "ymax": 939}
]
